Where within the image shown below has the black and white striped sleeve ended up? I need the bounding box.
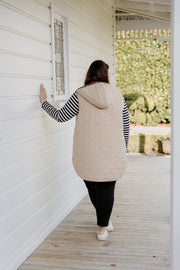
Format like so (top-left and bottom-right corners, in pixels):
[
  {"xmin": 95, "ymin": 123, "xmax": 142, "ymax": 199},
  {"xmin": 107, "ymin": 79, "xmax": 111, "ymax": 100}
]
[
  {"xmin": 123, "ymin": 99, "xmax": 130, "ymax": 150},
  {"xmin": 41, "ymin": 90, "xmax": 79, "ymax": 122}
]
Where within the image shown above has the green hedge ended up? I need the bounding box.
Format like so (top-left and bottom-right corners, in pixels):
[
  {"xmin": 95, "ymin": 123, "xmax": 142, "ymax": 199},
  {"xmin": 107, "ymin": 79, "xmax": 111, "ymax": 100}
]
[
  {"xmin": 115, "ymin": 39, "xmax": 171, "ymax": 125},
  {"xmin": 127, "ymin": 133, "xmax": 170, "ymax": 154}
]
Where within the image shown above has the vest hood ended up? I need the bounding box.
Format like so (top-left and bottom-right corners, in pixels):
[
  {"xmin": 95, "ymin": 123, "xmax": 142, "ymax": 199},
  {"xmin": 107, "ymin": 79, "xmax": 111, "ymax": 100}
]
[{"xmin": 77, "ymin": 82, "xmax": 119, "ymax": 109}]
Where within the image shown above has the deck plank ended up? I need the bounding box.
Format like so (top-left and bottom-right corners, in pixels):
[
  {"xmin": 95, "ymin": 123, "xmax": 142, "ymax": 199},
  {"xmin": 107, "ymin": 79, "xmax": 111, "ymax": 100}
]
[{"xmin": 18, "ymin": 154, "xmax": 170, "ymax": 270}]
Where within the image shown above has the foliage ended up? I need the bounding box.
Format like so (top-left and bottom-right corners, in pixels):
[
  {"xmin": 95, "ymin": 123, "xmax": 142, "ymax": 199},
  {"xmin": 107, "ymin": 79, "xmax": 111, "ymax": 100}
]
[
  {"xmin": 127, "ymin": 133, "xmax": 170, "ymax": 154},
  {"xmin": 115, "ymin": 39, "xmax": 171, "ymax": 125}
]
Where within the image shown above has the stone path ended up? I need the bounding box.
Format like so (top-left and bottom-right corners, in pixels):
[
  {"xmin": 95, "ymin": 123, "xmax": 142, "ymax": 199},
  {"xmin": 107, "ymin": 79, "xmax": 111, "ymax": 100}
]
[{"xmin": 130, "ymin": 125, "xmax": 171, "ymax": 134}]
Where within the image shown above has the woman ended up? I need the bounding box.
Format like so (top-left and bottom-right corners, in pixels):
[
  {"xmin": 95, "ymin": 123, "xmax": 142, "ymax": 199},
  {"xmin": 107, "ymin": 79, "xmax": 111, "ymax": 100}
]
[{"xmin": 39, "ymin": 60, "xmax": 130, "ymax": 241}]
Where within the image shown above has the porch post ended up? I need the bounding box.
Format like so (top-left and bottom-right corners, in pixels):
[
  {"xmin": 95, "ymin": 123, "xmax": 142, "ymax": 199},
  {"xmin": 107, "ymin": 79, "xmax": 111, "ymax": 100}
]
[{"xmin": 172, "ymin": 0, "xmax": 180, "ymax": 269}]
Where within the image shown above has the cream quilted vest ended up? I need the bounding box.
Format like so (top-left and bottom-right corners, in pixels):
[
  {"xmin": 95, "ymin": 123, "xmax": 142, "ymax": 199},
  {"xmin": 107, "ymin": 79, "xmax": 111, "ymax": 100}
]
[{"xmin": 72, "ymin": 82, "xmax": 127, "ymax": 182}]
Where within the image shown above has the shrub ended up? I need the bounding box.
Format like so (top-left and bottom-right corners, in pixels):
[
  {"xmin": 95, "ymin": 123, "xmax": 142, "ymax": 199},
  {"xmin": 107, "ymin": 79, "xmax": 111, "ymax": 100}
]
[{"xmin": 115, "ymin": 39, "xmax": 171, "ymax": 125}]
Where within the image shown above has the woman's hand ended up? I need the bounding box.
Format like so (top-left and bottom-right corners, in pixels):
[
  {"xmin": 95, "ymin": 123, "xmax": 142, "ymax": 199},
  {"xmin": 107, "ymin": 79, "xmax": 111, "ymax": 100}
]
[{"xmin": 39, "ymin": 84, "xmax": 47, "ymax": 105}]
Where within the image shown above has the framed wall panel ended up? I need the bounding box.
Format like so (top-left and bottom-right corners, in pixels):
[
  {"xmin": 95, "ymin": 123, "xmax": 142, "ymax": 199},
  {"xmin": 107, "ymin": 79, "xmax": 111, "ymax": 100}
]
[{"xmin": 50, "ymin": 3, "xmax": 70, "ymax": 101}]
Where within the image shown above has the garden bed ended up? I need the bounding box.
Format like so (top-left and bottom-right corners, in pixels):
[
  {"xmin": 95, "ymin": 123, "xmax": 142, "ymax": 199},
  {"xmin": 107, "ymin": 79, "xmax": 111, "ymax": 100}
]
[{"xmin": 127, "ymin": 133, "xmax": 171, "ymax": 154}]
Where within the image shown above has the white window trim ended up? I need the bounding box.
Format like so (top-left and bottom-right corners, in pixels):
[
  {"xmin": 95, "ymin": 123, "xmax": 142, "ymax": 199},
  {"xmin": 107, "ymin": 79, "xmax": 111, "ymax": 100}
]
[{"xmin": 50, "ymin": 3, "xmax": 70, "ymax": 101}]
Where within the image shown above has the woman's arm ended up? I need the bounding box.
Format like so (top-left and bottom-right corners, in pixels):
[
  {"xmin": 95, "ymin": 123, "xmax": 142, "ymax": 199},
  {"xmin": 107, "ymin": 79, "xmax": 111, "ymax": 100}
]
[
  {"xmin": 39, "ymin": 85, "xmax": 130, "ymax": 146},
  {"xmin": 40, "ymin": 84, "xmax": 79, "ymax": 122},
  {"xmin": 122, "ymin": 99, "xmax": 130, "ymax": 150}
]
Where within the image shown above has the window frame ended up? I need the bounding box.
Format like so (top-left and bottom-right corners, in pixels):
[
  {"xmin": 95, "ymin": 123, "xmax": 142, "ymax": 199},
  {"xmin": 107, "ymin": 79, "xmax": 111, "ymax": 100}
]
[{"xmin": 50, "ymin": 3, "xmax": 70, "ymax": 101}]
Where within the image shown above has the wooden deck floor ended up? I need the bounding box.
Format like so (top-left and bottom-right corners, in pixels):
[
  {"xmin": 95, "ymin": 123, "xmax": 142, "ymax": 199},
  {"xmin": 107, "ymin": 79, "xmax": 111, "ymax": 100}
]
[{"xmin": 18, "ymin": 154, "xmax": 171, "ymax": 270}]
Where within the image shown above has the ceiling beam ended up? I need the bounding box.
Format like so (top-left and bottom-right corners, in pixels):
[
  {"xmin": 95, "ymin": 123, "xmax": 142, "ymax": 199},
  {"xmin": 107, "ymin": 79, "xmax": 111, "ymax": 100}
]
[
  {"xmin": 115, "ymin": 0, "xmax": 171, "ymax": 21},
  {"xmin": 115, "ymin": 0, "xmax": 171, "ymax": 4},
  {"xmin": 115, "ymin": 0, "xmax": 171, "ymax": 13},
  {"xmin": 116, "ymin": 8, "xmax": 170, "ymax": 21}
]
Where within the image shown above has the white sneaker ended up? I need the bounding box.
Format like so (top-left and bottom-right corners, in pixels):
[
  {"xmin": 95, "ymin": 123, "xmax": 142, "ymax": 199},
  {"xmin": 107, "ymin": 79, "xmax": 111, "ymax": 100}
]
[
  {"xmin": 106, "ymin": 220, "xmax": 114, "ymax": 232},
  {"xmin": 97, "ymin": 227, "xmax": 109, "ymax": 241}
]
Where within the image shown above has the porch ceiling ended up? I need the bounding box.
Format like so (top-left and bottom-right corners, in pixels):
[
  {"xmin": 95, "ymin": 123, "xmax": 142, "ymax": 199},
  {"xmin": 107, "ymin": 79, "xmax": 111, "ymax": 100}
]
[{"xmin": 115, "ymin": 0, "xmax": 171, "ymax": 21}]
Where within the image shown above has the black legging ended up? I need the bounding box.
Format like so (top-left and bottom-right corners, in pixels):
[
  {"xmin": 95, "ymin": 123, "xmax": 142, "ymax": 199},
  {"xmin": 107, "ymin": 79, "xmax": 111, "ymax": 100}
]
[{"xmin": 83, "ymin": 179, "xmax": 117, "ymax": 227}]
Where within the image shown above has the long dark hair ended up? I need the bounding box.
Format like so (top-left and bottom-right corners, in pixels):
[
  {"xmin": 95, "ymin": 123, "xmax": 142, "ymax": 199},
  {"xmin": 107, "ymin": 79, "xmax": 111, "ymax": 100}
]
[{"xmin": 84, "ymin": 60, "xmax": 109, "ymax": 86}]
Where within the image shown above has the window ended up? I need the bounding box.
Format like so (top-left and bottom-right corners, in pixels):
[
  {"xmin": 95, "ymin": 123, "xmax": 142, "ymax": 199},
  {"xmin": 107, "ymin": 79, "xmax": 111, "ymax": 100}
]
[{"xmin": 50, "ymin": 3, "xmax": 70, "ymax": 101}]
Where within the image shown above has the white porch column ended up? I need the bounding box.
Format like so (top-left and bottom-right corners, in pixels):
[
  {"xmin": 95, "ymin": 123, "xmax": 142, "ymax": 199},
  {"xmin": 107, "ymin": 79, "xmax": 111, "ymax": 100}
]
[{"xmin": 172, "ymin": 0, "xmax": 180, "ymax": 269}]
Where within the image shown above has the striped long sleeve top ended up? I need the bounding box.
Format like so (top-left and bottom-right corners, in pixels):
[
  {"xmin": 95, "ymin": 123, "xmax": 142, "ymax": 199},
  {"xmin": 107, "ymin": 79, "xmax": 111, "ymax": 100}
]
[{"xmin": 41, "ymin": 89, "xmax": 130, "ymax": 149}]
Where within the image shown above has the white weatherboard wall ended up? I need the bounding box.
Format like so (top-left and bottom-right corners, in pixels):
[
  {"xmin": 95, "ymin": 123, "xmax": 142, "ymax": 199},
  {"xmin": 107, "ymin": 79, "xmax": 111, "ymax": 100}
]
[{"xmin": 0, "ymin": 0, "xmax": 115, "ymax": 269}]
